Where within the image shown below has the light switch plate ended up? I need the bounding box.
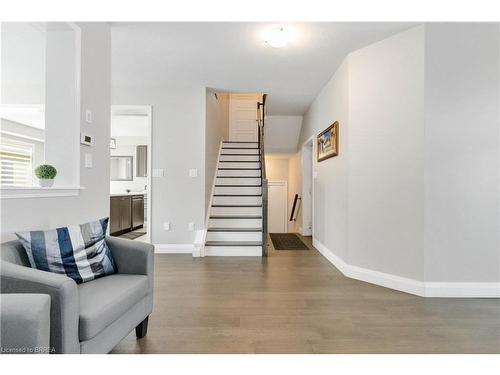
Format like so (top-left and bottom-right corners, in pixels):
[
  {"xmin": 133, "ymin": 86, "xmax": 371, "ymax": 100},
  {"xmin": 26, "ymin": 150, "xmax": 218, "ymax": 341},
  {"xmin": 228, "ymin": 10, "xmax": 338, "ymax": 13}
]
[
  {"xmin": 152, "ymin": 168, "xmax": 164, "ymax": 178},
  {"xmin": 189, "ymin": 168, "xmax": 198, "ymax": 177},
  {"xmin": 84, "ymin": 153, "xmax": 93, "ymax": 168},
  {"xmin": 163, "ymin": 222, "xmax": 170, "ymax": 231},
  {"xmin": 188, "ymin": 222, "xmax": 195, "ymax": 231},
  {"xmin": 85, "ymin": 109, "xmax": 92, "ymax": 123}
]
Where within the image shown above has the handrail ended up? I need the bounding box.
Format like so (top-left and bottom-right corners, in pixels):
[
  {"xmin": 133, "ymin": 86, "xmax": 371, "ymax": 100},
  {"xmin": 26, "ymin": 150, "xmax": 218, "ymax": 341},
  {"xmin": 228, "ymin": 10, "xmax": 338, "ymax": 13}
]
[
  {"xmin": 289, "ymin": 193, "xmax": 301, "ymax": 221},
  {"xmin": 257, "ymin": 94, "xmax": 267, "ymax": 256}
]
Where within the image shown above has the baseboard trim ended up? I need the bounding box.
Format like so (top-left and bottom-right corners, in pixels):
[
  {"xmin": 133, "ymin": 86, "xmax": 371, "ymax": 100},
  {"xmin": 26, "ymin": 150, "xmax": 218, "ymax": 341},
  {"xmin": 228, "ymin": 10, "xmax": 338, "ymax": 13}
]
[
  {"xmin": 313, "ymin": 238, "xmax": 500, "ymax": 298},
  {"xmin": 424, "ymin": 282, "xmax": 500, "ymax": 298},
  {"xmin": 154, "ymin": 244, "xmax": 193, "ymax": 254}
]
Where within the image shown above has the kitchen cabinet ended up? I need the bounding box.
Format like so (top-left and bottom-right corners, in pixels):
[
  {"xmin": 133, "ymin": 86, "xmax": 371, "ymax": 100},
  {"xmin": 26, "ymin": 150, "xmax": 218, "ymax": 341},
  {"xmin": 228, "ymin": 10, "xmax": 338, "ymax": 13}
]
[
  {"xmin": 136, "ymin": 145, "xmax": 147, "ymax": 177},
  {"xmin": 110, "ymin": 195, "xmax": 144, "ymax": 235},
  {"xmin": 132, "ymin": 195, "xmax": 145, "ymax": 229}
]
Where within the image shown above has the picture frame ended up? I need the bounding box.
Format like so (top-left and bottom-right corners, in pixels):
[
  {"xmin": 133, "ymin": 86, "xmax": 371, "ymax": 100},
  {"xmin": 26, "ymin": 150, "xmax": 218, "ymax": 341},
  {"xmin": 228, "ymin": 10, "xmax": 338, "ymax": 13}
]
[{"xmin": 317, "ymin": 121, "xmax": 339, "ymax": 162}]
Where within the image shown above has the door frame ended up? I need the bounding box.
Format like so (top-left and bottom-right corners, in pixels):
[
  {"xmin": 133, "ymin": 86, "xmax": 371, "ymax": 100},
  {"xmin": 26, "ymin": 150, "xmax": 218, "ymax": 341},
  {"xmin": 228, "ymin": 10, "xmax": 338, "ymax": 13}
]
[
  {"xmin": 111, "ymin": 105, "xmax": 153, "ymax": 242},
  {"xmin": 301, "ymin": 135, "xmax": 315, "ymax": 237},
  {"xmin": 268, "ymin": 180, "xmax": 288, "ymax": 233}
]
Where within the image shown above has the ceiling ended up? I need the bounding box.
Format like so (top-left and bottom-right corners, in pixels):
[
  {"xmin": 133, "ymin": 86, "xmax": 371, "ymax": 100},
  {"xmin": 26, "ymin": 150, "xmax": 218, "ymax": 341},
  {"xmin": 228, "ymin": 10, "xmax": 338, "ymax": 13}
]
[{"xmin": 111, "ymin": 22, "xmax": 417, "ymax": 115}]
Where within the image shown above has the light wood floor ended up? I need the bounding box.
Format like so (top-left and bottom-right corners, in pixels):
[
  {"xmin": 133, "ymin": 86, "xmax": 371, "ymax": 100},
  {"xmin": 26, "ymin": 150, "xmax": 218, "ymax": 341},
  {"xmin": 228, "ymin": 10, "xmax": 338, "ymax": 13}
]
[{"xmin": 112, "ymin": 235, "xmax": 500, "ymax": 354}]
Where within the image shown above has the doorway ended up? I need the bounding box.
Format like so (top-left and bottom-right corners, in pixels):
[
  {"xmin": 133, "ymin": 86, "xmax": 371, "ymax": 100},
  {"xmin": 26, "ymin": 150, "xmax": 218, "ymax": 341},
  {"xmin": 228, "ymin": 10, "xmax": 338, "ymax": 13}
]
[
  {"xmin": 109, "ymin": 105, "xmax": 152, "ymax": 243},
  {"xmin": 301, "ymin": 136, "xmax": 314, "ymax": 237}
]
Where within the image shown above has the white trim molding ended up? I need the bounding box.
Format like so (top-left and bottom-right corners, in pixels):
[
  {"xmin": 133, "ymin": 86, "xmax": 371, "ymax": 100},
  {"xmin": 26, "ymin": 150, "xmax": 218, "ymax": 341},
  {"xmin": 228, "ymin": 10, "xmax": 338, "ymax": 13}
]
[
  {"xmin": 313, "ymin": 238, "xmax": 500, "ymax": 298},
  {"xmin": 154, "ymin": 244, "xmax": 194, "ymax": 254},
  {"xmin": 0, "ymin": 186, "xmax": 85, "ymax": 199}
]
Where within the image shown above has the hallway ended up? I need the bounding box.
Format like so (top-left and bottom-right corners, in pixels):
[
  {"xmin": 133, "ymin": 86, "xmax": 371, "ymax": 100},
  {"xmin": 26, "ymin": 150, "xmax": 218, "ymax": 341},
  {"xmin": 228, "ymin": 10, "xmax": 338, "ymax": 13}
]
[{"xmin": 112, "ymin": 237, "xmax": 500, "ymax": 354}]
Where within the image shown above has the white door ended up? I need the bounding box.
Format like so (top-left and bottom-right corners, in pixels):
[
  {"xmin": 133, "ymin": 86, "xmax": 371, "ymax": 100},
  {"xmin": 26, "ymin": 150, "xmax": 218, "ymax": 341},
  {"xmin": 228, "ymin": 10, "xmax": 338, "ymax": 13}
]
[
  {"xmin": 229, "ymin": 94, "xmax": 260, "ymax": 142},
  {"xmin": 268, "ymin": 180, "xmax": 287, "ymax": 233}
]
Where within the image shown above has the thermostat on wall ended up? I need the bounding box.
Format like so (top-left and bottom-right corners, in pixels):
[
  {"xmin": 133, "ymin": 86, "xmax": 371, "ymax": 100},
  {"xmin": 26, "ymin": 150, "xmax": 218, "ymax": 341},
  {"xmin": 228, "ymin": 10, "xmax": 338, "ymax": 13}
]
[{"xmin": 80, "ymin": 133, "xmax": 94, "ymax": 146}]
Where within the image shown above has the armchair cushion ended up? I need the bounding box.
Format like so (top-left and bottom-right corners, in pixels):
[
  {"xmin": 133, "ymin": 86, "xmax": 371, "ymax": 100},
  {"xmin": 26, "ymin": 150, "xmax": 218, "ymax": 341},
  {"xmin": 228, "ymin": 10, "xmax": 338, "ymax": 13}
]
[
  {"xmin": 15, "ymin": 218, "xmax": 116, "ymax": 284},
  {"xmin": 78, "ymin": 274, "xmax": 148, "ymax": 341}
]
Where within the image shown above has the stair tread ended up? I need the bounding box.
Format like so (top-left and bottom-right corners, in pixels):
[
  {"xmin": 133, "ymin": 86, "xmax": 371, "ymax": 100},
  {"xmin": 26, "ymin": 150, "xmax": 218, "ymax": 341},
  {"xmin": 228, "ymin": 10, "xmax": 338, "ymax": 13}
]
[
  {"xmin": 223, "ymin": 141, "xmax": 258, "ymax": 143},
  {"xmin": 216, "ymin": 176, "xmax": 260, "ymax": 178},
  {"xmin": 218, "ymin": 168, "xmax": 261, "ymax": 170},
  {"xmin": 215, "ymin": 184, "xmax": 261, "ymax": 187},
  {"xmin": 205, "ymin": 241, "xmax": 262, "ymax": 246},
  {"xmin": 207, "ymin": 227, "xmax": 262, "ymax": 232},
  {"xmin": 212, "ymin": 204, "xmax": 262, "ymax": 207},
  {"xmin": 214, "ymin": 194, "xmax": 262, "ymax": 196},
  {"xmin": 210, "ymin": 215, "xmax": 262, "ymax": 219}
]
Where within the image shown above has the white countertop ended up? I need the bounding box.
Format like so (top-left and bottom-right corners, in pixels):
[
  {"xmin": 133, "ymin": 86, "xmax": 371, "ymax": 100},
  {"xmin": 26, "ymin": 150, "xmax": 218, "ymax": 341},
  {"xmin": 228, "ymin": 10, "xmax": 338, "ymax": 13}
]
[{"xmin": 110, "ymin": 191, "xmax": 147, "ymax": 197}]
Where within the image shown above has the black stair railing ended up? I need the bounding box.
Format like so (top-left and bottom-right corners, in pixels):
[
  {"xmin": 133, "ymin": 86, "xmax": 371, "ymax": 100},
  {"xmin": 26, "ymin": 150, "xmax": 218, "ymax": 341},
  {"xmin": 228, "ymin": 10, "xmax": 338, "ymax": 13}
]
[
  {"xmin": 289, "ymin": 193, "xmax": 301, "ymax": 221},
  {"xmin": 257, "ymin": 94, "xmax": 267, "ymax": 256}
]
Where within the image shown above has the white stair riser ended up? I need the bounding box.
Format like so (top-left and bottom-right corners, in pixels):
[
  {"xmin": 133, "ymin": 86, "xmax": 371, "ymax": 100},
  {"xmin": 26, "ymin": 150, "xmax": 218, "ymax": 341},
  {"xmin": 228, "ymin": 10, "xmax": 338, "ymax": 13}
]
[
  {"xmin": 204, "ymin": 246, "xmax": 262, "ymax": 256},
  {"xmin": 216, "ymin": 177, "xmax": 261, "ymax": 185},
  {"xmin": 214, "ymin": 186, "xmax": 261, "ymax": 195},
  {"xmin": 219, "ymin": 162, "xmax": 260, "ymax": 169},
  {"xmin": 223, "ymin": 142, "xmax": 258, "ymax": 148},
  {"xmin": 217, "ymin": 169, "xmax": 261, "ymax": 177},
  {"xmin": 211, "ymin": 206, "xmax": 262, "ymax": 216},
  {"xmin": 212, "ymin": 195, "xmax": 262, "ymax": 205},
  {"xmin": 221, "ymin": 148, "xmax": 259, "ymax": 155},
  {"xmin": 219, "ymin": 155, "xmax": 260, "ymax": 162},
  {"xmin": 206, "ymin": 231, "xmax": 262, "ymax": 242},
  {"xmin": 209, "ymin": 218, "xmax": 262, "ymax": 228}
]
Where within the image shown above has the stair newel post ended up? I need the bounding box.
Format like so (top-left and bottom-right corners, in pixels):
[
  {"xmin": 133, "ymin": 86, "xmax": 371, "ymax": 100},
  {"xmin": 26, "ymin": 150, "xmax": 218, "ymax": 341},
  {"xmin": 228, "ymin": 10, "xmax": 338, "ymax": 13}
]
[
  {"xmin": 258, "ymin": 94, "xmax": 268, "ymax": 257},
  {"xmin": 262, "ymin": 177, "xmax": 268, "ymax": 256}
]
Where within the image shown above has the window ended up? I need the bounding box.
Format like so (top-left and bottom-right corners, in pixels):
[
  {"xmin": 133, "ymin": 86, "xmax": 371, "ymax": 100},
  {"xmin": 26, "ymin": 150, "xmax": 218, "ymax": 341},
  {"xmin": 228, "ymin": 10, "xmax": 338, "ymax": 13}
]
[
  {"xmin": 0, "ymin": 139, "xmax": 34, "ymax": 187},
  {"xmin": 1, "ymin": 22, "xmax": 81, "ymax": 194}
]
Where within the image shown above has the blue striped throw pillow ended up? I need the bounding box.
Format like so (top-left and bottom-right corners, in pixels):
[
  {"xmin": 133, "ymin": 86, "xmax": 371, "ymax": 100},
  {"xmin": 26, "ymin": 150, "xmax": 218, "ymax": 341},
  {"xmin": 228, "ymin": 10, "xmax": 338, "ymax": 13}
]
[{"xmin": 15, "ymin": 218, "xmax": 117, "ymax": 284}]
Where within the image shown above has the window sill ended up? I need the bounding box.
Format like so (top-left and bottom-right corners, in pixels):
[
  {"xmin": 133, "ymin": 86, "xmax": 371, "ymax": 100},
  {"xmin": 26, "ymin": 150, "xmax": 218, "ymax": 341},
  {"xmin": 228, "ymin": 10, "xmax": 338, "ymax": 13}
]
[{"xmin": 0, "ymin": 186, "xmax": 85, "ymax": 199}]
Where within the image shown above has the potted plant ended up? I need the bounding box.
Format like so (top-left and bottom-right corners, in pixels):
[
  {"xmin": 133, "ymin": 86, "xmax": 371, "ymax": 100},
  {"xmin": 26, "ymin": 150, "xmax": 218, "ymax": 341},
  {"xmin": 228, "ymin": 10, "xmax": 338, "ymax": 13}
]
[{"xmin": 34, "ymin": 164, "xmax": 57, "ymax": 187}]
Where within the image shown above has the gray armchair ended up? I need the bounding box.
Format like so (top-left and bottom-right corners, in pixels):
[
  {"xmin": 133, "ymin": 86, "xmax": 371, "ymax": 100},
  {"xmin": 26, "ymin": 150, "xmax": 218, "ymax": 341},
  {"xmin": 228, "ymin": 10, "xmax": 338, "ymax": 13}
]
[
  {"xmin": 1, "ymin": 294, "xmax": 51, "ymax": 354},
  {"xmin": 0, "ymin": 236, "xmax": 154, "ymax": 354}
]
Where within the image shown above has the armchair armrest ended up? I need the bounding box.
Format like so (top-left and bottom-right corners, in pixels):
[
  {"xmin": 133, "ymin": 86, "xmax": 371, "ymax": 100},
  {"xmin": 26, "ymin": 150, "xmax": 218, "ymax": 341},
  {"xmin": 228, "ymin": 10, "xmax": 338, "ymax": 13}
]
[
  {"xmin": 105, "ymin": 236, "xmax": 154, "ymax": 293},
  {"xmin": 0, "ymin": 261, "xmax": 80, "ymax": 354}
]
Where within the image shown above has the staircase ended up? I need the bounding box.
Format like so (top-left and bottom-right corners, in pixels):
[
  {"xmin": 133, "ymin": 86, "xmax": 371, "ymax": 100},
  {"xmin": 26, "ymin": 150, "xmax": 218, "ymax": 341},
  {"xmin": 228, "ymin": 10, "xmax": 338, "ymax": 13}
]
[{"xmin": 204, "ymin": 141, "xmax": 264, "ymax": 256}]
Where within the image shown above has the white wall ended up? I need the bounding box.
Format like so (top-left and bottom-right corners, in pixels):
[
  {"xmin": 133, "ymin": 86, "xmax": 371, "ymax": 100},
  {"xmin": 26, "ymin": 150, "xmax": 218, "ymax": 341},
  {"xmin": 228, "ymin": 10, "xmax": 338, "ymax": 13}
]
[
  {"xmin": 299, "ymin": 59, "xmax": 350, "ymax": 261},
  {"xmin": 297, "ymin": 24, "xmax": 500, "ymax": 287},
  {"xmin": 423, "ymin": 23, "xmax": 500, "ymax": 283},
  {"xmin": 1, "ymin": 23, "xmax": 111, "ymax": 241},
  {"xmin": 265, "ymin": 116, "xmax": 302, "ymax": 153},
  {"xmin": 265, "ymin": 155, "xmax": 289, "ymax": 181},
  {"xmin": 205, "ymin": 89, "xmax": 229, "ymax": 217},
  {"xmin": 44, "ymin": 28, "xmax": 79, "ymax": 187},
  {"xmin": 1, "ymin": 22, "xmax": 46, "ymax": 105},
  {"xmin": 348, "ymin": 26, "xmax": 425, "ymax": 280},
  {"xmin": 111, "ymin": 85, "xmax": 206, "ymax": 245}
]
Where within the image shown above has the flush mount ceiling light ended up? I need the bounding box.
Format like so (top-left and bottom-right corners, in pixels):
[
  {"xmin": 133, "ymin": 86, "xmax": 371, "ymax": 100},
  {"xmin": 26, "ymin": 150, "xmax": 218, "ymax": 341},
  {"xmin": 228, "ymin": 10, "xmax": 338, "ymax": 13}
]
[{"xmin": 264, "ymin": 27, "xmax": 290, "ymax": 48}]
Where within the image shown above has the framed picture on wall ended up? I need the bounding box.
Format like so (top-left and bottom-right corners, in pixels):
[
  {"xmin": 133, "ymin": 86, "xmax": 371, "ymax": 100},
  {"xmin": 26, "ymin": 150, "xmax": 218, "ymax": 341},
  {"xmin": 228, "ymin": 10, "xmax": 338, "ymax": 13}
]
[{"xmin": 317, "ymin": 121, "xmax": 339, "ymax": 162}]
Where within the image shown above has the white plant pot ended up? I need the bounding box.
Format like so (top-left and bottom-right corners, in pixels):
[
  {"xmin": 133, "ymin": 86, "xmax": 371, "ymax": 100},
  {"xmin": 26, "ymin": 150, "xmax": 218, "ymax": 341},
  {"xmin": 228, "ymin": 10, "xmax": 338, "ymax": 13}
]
[{"xmin": 38, "ymin": 178, "xmax": 54, "ymax": 187}]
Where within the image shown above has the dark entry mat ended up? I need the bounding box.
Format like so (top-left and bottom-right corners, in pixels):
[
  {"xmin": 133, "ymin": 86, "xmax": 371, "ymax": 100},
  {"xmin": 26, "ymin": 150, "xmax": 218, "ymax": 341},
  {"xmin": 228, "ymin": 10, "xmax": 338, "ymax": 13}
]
[
  {"xmin": 270, "ymin": 233, "xmax": 309, "ymax": 250},
  {"xmin": 119, "ymin": 231, "xmax": 146, "ymax": 240}
]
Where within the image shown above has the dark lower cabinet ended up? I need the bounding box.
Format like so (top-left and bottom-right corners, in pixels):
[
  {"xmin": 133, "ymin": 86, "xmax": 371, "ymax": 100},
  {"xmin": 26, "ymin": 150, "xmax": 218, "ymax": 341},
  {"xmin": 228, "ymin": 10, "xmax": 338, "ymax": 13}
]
[
  {"xmin": 110, "ymin": 197, "xmax": 122, "ymax": 234},
  {"xmin": 110, "ymin": 195, "xmax": 144, "ymax": 236},
  {"xmin": 132, "ymin": 195, "xmax": 144, "ymax": 230}
]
